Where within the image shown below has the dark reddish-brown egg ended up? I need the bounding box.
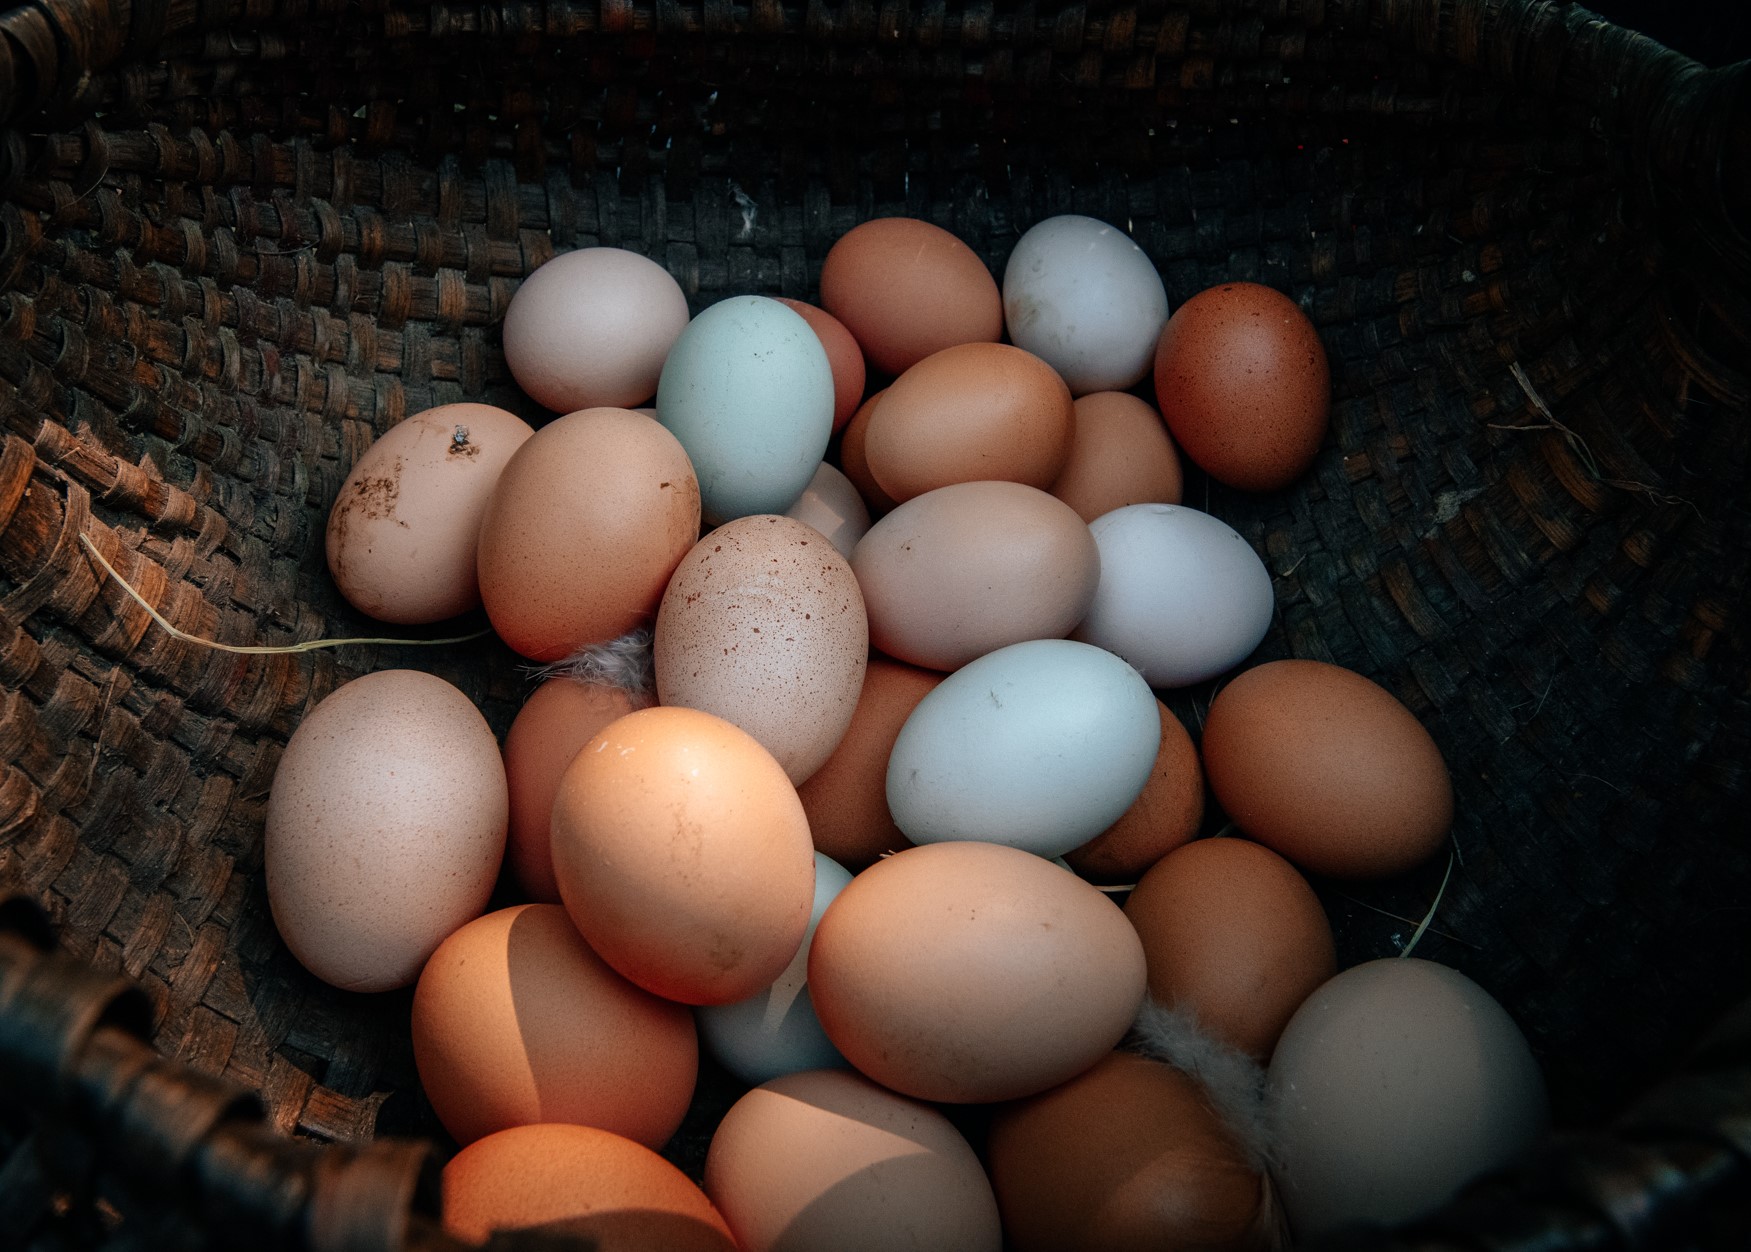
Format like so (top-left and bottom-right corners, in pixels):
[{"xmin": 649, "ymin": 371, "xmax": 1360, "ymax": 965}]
[
  {"xmin": 820, "ymin": 218, "xmax": 1003, "ymax": 376},
  {"xmin": 1050, "ymin": 391, "xmax": 1184, "ymax": 523},
  {"xmin": 1200, "ymin": 660, "xmax": 1453, "ymax": 877},
  {"xmin": 1064, "ymin": 699, "xmax": 1203, "ymax": 884},
  {"xmin": 1153, "ymin": 282, "xmax": 1329, "ymax": 492},
  {"xmin": 777, "ymin": 298, "xmax": 868, "ymax": 431},
  {"xmin": 1123, "ymin": 837, "xmax": 1336, "ymax": 1060}
]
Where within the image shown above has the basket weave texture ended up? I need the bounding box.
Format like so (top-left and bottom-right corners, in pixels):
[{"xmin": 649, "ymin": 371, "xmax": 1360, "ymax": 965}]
[{"xmin": 2, "ymin": 0, "xmax": 1750, "ymax": 1247}]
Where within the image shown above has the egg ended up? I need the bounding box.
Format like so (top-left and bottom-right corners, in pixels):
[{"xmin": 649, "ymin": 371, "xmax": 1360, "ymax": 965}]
[
  {"xmin": 551, "ymin": 706, "xmax": 815, "ymax": 1005},
  {"xmin": 851, "ymin": 481, "xmax": 1100, "ymax": 672},
  {"xmin": 503, "ymin": 677, "xmax": 645, "ymax": 902},
  {"xmin": 476, "ymin": 407, "xmax": 701, "ymax": 662},
  {"xmin": 1002, "ymin": 214, "xmax": 1170, "ymax": 395},
  {"xmin": 695, "ymin": 853, "xmax": 854, "ymax": 1086},
  {"xmin": 783, "ymin": 462, "xmax": 872, "ymax": 559},
  {"xmin": 1050, "ymin": 391, "xmax": 1184, "ymax": 524},
  {"xmin": 836, "ymin": 389, "xmax": 897, "ymax": 514},
  {"xmin": 886, "ymin": 639, "xmax": 1161, "ymax": 860},
  {"xmin": 808, "ymin": 841, "xmax": 1147, "ymax": 1102},
  {"xmin": 264, "ymin": 669, "xmax": 506, "ymax": 992},
  {"xmin": 654, "ymin": 514, "xmax": 868, "ymax": 786},
  {"xmin": 796, "ymin": 655, "xmax": 941, "ymax": 869},
  {"xmin": 1200, "ymin": 660, "xmax": 1453, "ymax": 877},
  {"xmin": 411, "ymin": 904, "xmax": 697, "ymax": 1149},
  {"xmin": 863, "ymin": 343, "xmax": 1074, "ymax": 503},
  {"xmin": 819, "ymin": 218, "xmax": 1003, "ymax": 376},
  {"xmin": 704, "ymin": 1068, "xmax": 1002, "ymax": 1252},
  {"xmin": 1123, "ymin": 838, "xmax": 1336, "ymax": 1060},
  {"xmin": 987, "ymin": 1051, "xmax": 1280, "ymax": 1252},
  {"xmin": 775, "ymin": 298, "xmax": 867, "ymax": 431},
  {"xmin": 1063, "ymin": 698, "xmax": 1204, "ymax": 884},
  {"xmin": 1073, "ymin": 503, "xmax": 1274, "ymax": 688},
  {"xmin": 444, "ymin": 1123, "xmax": 736, "ymax": 1251},
  {"xmin": 325, "ymin": 403, "xmax": 534, "ymax": 625},
  {"xmin": 1153, "ymin": 282, "xmax": 1330, "ymax": 492},
  {"xmin": 1267, "ymin": 959, "xmax": 1549, "ymax": 1235},
  {"xmin": 502, "ymin": 247, "xmax": 691, "ymax": 412},
  {"xmin": 657, "ymin": 296, "xmax": 835, "ymax": 524}
]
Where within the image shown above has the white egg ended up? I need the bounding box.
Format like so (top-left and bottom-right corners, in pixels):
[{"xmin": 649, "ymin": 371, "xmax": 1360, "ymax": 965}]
[
  {"xmin": 1073, "ymin": 503, "xmax": 1274, "ymax": 687},
  {"xmin": 886, "ymin": 639, "xmax": 1161, "ymax": 859},
  {"xmin": 784, "ymin": 462, "xmax": 873, "ymax": 559}
]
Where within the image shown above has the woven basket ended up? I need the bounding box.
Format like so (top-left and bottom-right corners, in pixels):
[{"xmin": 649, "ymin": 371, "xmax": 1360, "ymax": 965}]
[{"xmin": 2, "ymin": 0, "xmax": 1749, "ymax": 1246}]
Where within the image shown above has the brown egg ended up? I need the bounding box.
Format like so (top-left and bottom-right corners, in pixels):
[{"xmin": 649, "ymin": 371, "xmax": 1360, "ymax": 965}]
[
  {"xmin": 704, "ymin": 1069, "xmax": 1002, "ymax": 1252},
  {"xmin": 326, "ymin": 404, "xmax": 534, "ymax": 625},
  {"xmin": 551, "ymin": 706, "xmax": 815, "ymax": 1005},
  {"xmin": 776, "ymin": 298, "xmax": 868, "ymax": 431},
  {"xmin": 654, "ymin": 514, "xmax": 868, "ymax": 786},
  {"xmin": 820, "ymin": 218, "xmax": 1003, "ymax": 376},
  {"xmin": 837, "ymin": 389, "xmax": 897, "ymax": 514},
  {"xmin": 851, "ymin": 481, "xmax": 1100, "ymax": 672},
  {"xmin": 987, "ymin": 1051, "xmax": 1281, "ymax": 1252},
  {"xmin": 1153, "ymin": 282, "xmax": 1330, "ymax": 492},
  {"xmin": 1051, "ymin": 392, "xmax": 1185, "ymax": 523},
  {"xmin": 444, "ymin": 1123, "xmax": 736, "ymax": 1251},
  {"xmin": 808, "ymin": 841, "xmax": 1147, "ymax": 1103},
  {"xmin": 795, "ymin": 655, "xmax": 941, "ymax": 869},
  {"xmin": 412, "ymin": 904, "xmax": 697, "ymax": 1149},
  {"xmin": 503, "ymin": 677, "xmax": 646, "ymax": 902},
  {"xmin": 1201, "ymin": 660, "xmax": 1453, "ymax": 877},
  {"xmin": 1123, "ymin": 838, "xmax": 1336, "ymax": 1060},
  {"xmin": 1064, "ymin": 700, "xmax": 1204, "ymax": 884},
  {"xmin": 476, "ymin": 407, "xmax": 700, "ymax": 661},
  {"xmin": 863, "ymin": 343, "xmax": 1074, "ymax": 503}
]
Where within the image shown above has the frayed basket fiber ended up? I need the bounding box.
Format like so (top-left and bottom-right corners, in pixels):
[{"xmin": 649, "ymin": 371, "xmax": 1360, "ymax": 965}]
[{"xmin": 2, "ymin": 0, "xmax": 1750, "ymax": 1248}]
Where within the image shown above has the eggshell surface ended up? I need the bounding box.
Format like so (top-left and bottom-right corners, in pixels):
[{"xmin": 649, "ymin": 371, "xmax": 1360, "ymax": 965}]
[
  {"xmin": 326, "ymin": 404, "xmax": 533, "ymax": 625},
  {"xmin": 1200, "ymin": 660, "xmax": 1453, "ymax": 877},
  {"xmin": 1074, "ymin": 503, "xmax": 1274, "ymax": 688},
  {"xmin": 836, "ymin": 389, "xmax": 897, "ymax": 514},
  {"xmin": 1267, "ymin": 959, "xmax": 1548, "ymax": 1235},
  {"xmin": 502, "ymin": 247, "xmax": 690, "ymax": 412},
  {"xmin": 775, "ymin": 298, "xmax": 867, "ymax": 430},
  {"xmin": 655, "ymin": 514, "xmax": 868, "ymax": 786},
  {"xmin": 264, "ymin": 669, "xmax": 506, "ymax": 992},
  {"xmin": 657, "ymin": 296, "xmax": 835, "ymax": 524},
  {"xmin": 852, "ymin": 481, "xmax": 1100, "ymax": 672},
  {"xmin": 704, "ymin": 1068, "xmax": 1001, "ymax": 1252},
  {"xmin": 808, "ymin": 840, "xmax": 1147, "ymax": 1102},
  {"xmin": 887, "ymin": 639, "xmax": 1161, "ymax": 859},
  {"xmin": 551, "ymin": 706, "xmax": 815, "ymax": 1005},
  {"xmin": 1123, "ymin": 838, "xmax": 1335, "ymax": 1060},
  {"xmin": 1050, "ymin": 392, "xmax": 1184, "ymax": 523},
  {"xmin": 444, "ymin": 1123, "xmax": 736, "ymax": 1251},
  {"xmin": 1064, "ymin": 699, "xmax": 1204, "ymax": 883},
  {"xmin": 783, "ymin": 462, "xmax": 872, "ymax": 559},
  {"xmin": 412, "ymin": 904, "xmax": 697, "ymax": 1149},
  {"xmin": 476, "ymin": 408, "xmax": 700, "ymax": 661}
]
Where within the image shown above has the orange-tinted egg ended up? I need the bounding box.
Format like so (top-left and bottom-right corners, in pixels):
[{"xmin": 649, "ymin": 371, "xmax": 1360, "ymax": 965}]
[
  {"xmin": 776, "ymin": 298, "xmax": 868, "ymax": 431},
  {"xmin": 1200, "ymin": 660, "xmax": 1453, "ymax": 877},
  {"xmin": 1123, "ymin": 838, "xmax": 1336, "ymax": 1060},
  {"xmin": 1050, "ymin": 391, "xmax": 1184, "ymax": 523},
  {"xmin": 1064, "ymin": 699, "xmax": 1203, "ymax": 884},
  {"xmin": 838, "ymin": 389, "xmax": 897, "ymax": 515},
  {"xmin": 1153, "ymin": 282, "xmax": 1329, "ymax": 492}
]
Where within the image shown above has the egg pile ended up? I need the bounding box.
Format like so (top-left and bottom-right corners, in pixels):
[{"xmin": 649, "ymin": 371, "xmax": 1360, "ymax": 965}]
[{"xmin": 268, "ymin": 214, "xmax": 1548, "ymax": 1250}]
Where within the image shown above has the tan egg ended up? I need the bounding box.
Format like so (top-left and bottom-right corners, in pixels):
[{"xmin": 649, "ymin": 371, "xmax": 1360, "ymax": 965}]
[
  {"xmin": 776, "ymin": 298, "xmax": 867, "ymax": 431},
  {"xmin": 326, "ymin": 403, "xmax": 534, "ymax": 624},
  {"xmin": 704, "ymin": 1069, "xmax": 1001, "ymax": 1252},
  {"xmin": 795, "ymin": 655, "xmax": 941, "ymax": 869},
  {"xmin": 862, "ymin": 343, "xmax": 1074, "ymax": 503},
  {"xmin": 987, "ymin": 1051, "xmax": 1281, "ymax": 1252},
  {"xmin": 1123, "ymin": 838, "xmax": 1336, "ymax": 1060},
  {"xmin": 1201, "ymin": 660, "xmax": 1453, "ymax": 878},
  {"xmin": 412, "ymin": 904, "xmax": 696, "ymax": 1149},
  {"xmin": 551, "ymin": 706, "xmax": 815, "ymax": 1005},
  {"xmin": 477, "ymin": 408, "xmax": 700, "ymax": 661},
  {"xmin": 851, "ymin": 480, "xmax": 1100, "ymax": 672},
  {"xmin": 808, "ymin": 841, "xmax": 1146, "ymax": 1102},
  {"xmin": 654, "ymin": 515, "xmax": 868, "ymax": 786},
  {"xmin": 1051, "ymin": 392, "xmax": 1185, "ymax": 523},
  {"xmin": 820, "ymin": 218, "xmax": 1003, "ymax": 376},
  {"xmin": 444, "ymin": 1123, "xmax": 736, "ymax": 1251},
  {"xmin": 837, "ymin": 389, "xmax": 897, "ymax": 514},
  {"xmin": 264, "ymin": 670, "xmax": 506, "ymax": 992},
  {"xmin": 1065, "ymin": 700, "xmax": 1204, "ymax": 884},
  {"xmin": 1153, "ymin": 282, "xmax": 1330, "ymax": 492},
  {"xmin": 504, "ymin": 678, "xmax": 646, "ymax": 902}
]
